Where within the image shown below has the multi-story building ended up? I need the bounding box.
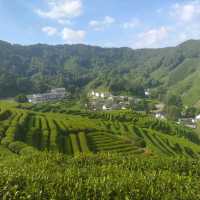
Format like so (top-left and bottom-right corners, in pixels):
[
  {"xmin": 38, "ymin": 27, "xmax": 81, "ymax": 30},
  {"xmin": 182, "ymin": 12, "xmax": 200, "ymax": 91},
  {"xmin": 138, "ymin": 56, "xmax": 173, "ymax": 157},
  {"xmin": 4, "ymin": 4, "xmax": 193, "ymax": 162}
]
[{"xmin": 27, "ymin": 88, "xmax": 66, "ymax": 104}]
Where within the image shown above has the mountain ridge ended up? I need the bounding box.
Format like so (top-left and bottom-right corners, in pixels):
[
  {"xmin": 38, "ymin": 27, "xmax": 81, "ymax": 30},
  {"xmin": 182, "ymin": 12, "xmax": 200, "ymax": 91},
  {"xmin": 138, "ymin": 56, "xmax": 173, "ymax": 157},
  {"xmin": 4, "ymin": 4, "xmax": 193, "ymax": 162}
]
[{"xmin": 0, "ymin": 39, "xmax": 200, "ymax": 105}]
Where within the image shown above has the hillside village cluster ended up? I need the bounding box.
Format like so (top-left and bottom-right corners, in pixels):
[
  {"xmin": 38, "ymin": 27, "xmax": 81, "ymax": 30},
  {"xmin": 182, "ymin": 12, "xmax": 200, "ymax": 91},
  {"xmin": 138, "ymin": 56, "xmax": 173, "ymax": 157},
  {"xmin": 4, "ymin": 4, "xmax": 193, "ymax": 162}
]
[
  {"xmin": 86, "ymin": 91, "xmax": 133, "ymax": 111},
  {"xmin": 26, "ymin": 88, "xmax": 200, "ymax": 129}
]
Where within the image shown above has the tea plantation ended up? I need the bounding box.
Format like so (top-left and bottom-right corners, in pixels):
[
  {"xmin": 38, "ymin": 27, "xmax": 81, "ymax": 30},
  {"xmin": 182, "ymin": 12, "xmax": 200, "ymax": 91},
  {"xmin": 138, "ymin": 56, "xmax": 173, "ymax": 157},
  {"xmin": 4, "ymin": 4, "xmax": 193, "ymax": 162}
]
[
  {"xmin": 1, "ymin": 101, "xmax": 200, "ymax": 199},
  {"xmin": 1, "ymin": 152, "xmax": 200, "ymax": 199}
]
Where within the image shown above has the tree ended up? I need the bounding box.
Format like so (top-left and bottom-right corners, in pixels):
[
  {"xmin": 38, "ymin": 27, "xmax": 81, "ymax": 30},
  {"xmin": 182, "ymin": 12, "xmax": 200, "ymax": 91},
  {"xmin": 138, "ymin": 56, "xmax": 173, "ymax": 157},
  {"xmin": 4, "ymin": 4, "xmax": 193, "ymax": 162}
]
[
  {"xmin": 133, "ymin": 100, "xmax": 153, "ymax": 113},
  {"xmin": 166, "ymin": 94, "xmax": 183, "ymax": 107},
  {"xmin": 165, "ymin": 105, "xmax": 182, "ymax": 121},
  {"xmin": 15, "ymin": 94, "xmax": 28, "ymax": 103},
  {"xmin": 185, "ymin": 107, "xmax": 198, "ymax": 118}
]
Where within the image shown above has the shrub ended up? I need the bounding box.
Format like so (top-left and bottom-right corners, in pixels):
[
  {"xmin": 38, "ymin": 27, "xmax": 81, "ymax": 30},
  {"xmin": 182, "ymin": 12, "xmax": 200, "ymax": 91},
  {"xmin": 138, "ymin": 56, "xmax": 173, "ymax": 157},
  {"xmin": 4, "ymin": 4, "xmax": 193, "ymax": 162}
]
[{"xmin": 8, "ymin": 141, "xmax": 27, "ymax": 154}]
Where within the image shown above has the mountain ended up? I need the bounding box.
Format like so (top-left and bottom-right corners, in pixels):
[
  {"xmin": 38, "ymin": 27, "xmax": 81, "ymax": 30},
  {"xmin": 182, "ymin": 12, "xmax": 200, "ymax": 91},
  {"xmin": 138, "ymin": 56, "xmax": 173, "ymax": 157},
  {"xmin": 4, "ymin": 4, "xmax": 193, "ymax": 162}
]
[{"xmin": 1, "ymin": 39, "xmax": 200, "ymax": 105}]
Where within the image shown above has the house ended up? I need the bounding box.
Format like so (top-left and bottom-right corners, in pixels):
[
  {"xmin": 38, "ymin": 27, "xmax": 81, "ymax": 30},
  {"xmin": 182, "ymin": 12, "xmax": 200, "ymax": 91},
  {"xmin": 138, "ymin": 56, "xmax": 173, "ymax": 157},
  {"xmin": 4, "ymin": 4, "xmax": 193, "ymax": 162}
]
[
  {"xmin": 145, "ymin": 89, "xmax": 150, "ymax": 97},
  {"xmin": 88, "ymin": 91, "xmax": 111, "ymax": 99},
  {"xmin": 108, "ymin": 96, "xmax": 114, "ymax": 101},
  {"xmin": 95, "ymin": 92, "xmax": 100, "ymax": 97},
  {"xmin": 155, "ymin": 113, "xmax": 165, "ymax": 120},
  {"xmin": 178, "ymin": 118, "xmax": 197, "ymax": 129},
  {"xmin": 102, "ymin": 105, "xmax": 111, "ymax": 111},
  {"xmin": 100, "ymin": 93, "xmax": 105, "ymax": 98},
  {"xmin": 112, "ymin": 103, "xmax": 121, "ymax": 110},
  {"xmin": 51, "ymin": 88, "xmax": 66, "ymax": 94},
  {"xmin": 155, "ymin": 103, "xmax": 165, "ymax": 111},
  {"xmin": 121, "ymin": 106, "xmax": 127, "ymax": 110},
  {"xmin": 87, "ymin": 90, "xmax": 132, "ymax": 111},
  {"xmin": 195, "ymin": 114, "xmax": 200, "ymax": 121}
]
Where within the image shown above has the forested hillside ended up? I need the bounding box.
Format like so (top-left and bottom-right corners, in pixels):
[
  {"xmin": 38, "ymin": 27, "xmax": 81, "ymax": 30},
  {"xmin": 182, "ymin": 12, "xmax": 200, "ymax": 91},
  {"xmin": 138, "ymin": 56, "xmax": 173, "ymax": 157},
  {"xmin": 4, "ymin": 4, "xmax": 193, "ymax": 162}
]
[{"xmin": 1, "ymin": 39, "xmax": 200, "ymax": 105}]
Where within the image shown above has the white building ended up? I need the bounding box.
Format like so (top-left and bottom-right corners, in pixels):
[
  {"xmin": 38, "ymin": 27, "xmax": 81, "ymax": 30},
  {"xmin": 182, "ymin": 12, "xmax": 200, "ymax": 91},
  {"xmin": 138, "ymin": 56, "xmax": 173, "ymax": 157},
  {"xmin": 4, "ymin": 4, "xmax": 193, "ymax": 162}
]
[
  {"xmin": 145, "ymin": 89, "xmax": 150, "ymax": 97},
  {"xmin": 178, "ymin": 118, "xmax": 197, "ymax": 129},
  {"xmin": 100, "ymin": 93, "xmax": 105, "ymax": 98},
  {"xmin": 155, "ymin": 113, "xmax": 165, "ymax": 120},
  {"xmin": 51, "ymin": 88, "xmax": 66, "ymax": 94},
  {"xmin": 89, "ymin": 91, "xmax": 111, "ymax": 99},
  {"xmin": 27, "ymin": 88, "xmax": 66, "ymax": 104},
  {"xmin": 102, "ymin": 105, "xmax": 111, "ymax": 111},
  {"xmin": 95, "ymin": 92, "xmax": 100, "ymax": 97},
  {"xmin": 195, "ymin": 114, "xmax": 200, "ymax": 121}
]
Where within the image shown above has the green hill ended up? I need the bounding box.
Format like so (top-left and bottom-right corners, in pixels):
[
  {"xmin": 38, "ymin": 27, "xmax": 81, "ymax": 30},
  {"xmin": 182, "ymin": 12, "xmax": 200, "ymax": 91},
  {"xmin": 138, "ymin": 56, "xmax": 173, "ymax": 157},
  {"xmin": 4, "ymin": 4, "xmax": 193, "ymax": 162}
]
[{"xmin": 1, "ymin": 39, "xmax": 200, "ymax": 105}]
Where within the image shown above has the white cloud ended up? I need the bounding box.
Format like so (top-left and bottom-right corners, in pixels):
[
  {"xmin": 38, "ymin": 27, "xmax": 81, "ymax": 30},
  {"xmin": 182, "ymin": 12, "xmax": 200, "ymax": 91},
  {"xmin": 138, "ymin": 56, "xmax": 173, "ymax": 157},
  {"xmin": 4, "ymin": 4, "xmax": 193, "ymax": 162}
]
[
  {"xmin": 42, "ymin": 26, "xmax": 58, "ymax": 36},
  {"xmin": 122, "ymin": 18, "xmax": 140, "ymax": 29},
  {"xmin": 171, "ymin": 1, "xmax": 200, "ymax": 23},
  {"xmin": 61, "ymin": 27, "xmax": 86, "ymax": 43},
  {"xmin": 134, "ymin": 26, "xmax": 170, "ymax": 48},
  {"xmin": 58, "ymin": 19, "xmax": 72, "ymax": 25},
  {"xmin": 36, "ymin": 0, "xmax": 82, "ymax": 21},
  {"xmin": 130, "ymin": 1, "xmax": 200, "ymax": 49},
  {"xmin": 173, "ymin": 24, "xmax": 200, "ymax": 44},
  {"xmin": 89, "ymin": 16, "xmax": 115, "ymax": 31},
  {"xmin": 41, "ymin": 26, "xmax": 86, "ymax": 43},
  {"xmin": 165, "ymin": 1, "xmax": 200, "ymax": 46}
]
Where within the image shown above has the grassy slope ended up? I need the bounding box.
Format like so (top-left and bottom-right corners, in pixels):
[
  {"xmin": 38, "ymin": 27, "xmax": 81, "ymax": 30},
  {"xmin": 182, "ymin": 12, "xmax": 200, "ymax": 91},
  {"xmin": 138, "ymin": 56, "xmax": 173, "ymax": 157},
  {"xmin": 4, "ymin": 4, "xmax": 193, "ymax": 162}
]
[
  {"xmin": 149, "ymin": 57, "xmax": 200, "ymax": 106},
  {"xmin": 166, "ymin": 58, "xmax": 200, "ymax": 105}
]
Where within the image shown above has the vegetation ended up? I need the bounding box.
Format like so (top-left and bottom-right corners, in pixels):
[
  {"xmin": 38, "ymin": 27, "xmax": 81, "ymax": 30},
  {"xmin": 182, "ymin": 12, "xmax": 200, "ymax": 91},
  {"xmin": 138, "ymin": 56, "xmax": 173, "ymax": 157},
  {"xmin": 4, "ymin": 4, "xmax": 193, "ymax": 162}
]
[
  {"xmin": 15, "ymin": 94, "xmax": 28, "ymax": 103},
  {"xmin": 1, "ymin": 101, "xmax": 200, "ymax": 157},
  {"xmin": 2, "ymin": 40, "xmax": 200, "ymax": 106},
  {"xmin": 2, "ymin": 38, "xmax": 200, "ymax": 198},
  {"xmin": 1, "ymin": 152, "xmax": 200, "ymax": 199},
  {"xmin": 1, "ymin": 100, "xmax": 200, "ymax": 198}
]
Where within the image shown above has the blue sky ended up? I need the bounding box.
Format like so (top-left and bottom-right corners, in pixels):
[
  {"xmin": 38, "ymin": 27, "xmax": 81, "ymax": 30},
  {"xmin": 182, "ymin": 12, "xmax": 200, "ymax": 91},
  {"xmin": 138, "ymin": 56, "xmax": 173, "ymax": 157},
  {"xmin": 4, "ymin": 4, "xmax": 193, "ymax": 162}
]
[{"xmin": 0, "ymin": 0, "xmax": 200, "ymax": 48}]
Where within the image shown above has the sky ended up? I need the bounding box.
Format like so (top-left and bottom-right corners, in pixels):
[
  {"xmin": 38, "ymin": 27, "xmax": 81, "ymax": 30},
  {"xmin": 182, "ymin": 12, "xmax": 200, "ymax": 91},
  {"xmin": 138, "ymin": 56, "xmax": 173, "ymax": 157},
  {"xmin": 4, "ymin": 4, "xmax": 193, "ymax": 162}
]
[{"xmin": 0, "ymin": 0, "xmax": 200, "ymax": 49}]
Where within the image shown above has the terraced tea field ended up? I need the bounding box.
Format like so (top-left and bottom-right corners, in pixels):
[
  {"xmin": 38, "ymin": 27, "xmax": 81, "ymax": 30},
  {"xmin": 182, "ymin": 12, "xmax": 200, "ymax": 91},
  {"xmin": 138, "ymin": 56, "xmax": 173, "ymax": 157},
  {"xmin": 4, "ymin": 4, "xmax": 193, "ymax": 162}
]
[
  {"xmin": 1, "ymin": 106, "xmax": 200, "ymax": 157},
  {"xmin": 87, "ymin": 131, "xmax": 144, "ymax": 154},
  {"xmin": 0, "ymin": 108, "xmax": 144, "ymax": 155}
]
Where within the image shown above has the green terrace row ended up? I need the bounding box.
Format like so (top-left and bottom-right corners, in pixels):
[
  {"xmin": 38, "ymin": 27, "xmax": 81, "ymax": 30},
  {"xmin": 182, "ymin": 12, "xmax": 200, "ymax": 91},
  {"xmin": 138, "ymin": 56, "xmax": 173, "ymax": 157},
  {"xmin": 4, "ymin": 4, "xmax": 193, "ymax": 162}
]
[
  {"xmin": 86, "ymin": 131, "xmax": 144, "ymax": 154},
  {"xmin": 1, "ymin": 108, "xmax": 200, "ymax": 158},
  {"xmin": 0, "ymin": 109, "xmax": 144, "ymax": 155},
  {"xmin": 133, "ymin": 127, "xmax": 200, "ymax": 158}
]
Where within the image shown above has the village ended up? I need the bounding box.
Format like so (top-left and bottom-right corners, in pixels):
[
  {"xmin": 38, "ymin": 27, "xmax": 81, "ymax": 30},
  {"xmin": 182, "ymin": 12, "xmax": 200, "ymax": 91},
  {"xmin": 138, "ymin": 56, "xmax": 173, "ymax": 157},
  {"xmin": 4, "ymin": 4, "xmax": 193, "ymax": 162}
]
[
  {"xmin": 86, "ymin": 90, "xmax": 133, "ymax": 111},
  {"xmin": 86, "ymin": 90, "xmax": 200, "ymax": 129},
  {"xmin": 26, "ymin": 88, "xmax": 200, "ymax": 129}
]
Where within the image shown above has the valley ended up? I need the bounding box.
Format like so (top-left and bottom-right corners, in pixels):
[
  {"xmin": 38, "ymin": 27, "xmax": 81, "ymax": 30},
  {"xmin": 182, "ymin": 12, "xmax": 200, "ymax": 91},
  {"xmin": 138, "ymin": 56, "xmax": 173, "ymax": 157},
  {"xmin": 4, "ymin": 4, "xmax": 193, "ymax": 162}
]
[
  {"xmin": 2, "ymin": 0, "xmax": 200, "ymax": 198},
  {"xmin": 1, "ymin": 40, "xmax": 200, "ymax": 199}
]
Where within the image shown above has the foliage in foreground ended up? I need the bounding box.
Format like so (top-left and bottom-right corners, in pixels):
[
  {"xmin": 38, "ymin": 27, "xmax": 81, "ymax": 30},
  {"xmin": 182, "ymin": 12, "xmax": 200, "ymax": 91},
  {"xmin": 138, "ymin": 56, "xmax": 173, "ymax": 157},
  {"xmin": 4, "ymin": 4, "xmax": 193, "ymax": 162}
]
[{"xmin": 0, "ymin": 152, "xmax": 200, "ymax": 200}]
